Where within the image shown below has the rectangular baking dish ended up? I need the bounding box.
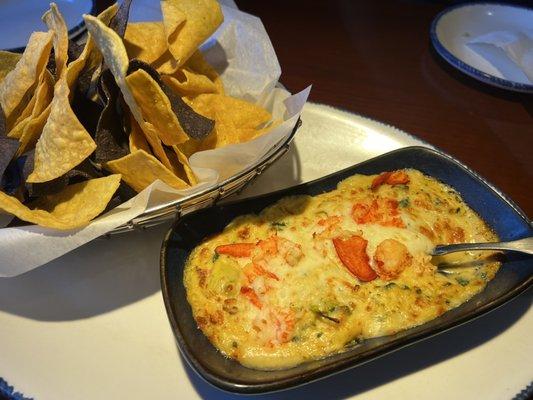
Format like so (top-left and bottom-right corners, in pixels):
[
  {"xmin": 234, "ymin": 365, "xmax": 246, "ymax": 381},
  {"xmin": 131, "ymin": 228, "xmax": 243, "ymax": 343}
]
[{"xmin": 160, "ymin": 146, "xmax": 532, "ymax": 394}]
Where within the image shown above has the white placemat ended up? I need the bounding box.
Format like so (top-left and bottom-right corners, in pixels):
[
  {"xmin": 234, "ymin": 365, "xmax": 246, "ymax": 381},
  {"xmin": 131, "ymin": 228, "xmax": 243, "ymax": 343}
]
[{"xmin": 0, "ymin": 103, "xmax": 530, "ymax": 400}]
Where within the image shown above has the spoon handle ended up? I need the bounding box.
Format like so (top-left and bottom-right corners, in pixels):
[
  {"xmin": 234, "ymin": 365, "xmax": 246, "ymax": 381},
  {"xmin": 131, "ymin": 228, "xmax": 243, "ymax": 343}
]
[{"xmin": 432, "ymin": 237, "xmax": 533, "ymax": 256}]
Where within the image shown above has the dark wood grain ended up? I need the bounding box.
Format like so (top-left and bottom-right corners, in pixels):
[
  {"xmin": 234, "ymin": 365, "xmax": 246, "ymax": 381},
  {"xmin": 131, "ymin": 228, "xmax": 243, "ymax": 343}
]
[{"xmin": 237, "ymin": 0, "xmax": 533, "ymax": 218}]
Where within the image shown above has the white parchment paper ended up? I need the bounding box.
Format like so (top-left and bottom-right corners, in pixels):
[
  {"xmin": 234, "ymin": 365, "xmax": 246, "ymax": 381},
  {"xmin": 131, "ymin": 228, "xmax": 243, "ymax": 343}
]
[{"xmin": 0, "ymin": 4, "xmax": 310, "ymax": 276}]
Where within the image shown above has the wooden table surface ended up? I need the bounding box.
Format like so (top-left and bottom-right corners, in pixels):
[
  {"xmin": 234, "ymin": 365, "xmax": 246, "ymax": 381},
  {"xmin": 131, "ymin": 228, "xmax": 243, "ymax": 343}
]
[{"xmin": 237, "ymin": 0, "xmax": 533, "ymax": 218}]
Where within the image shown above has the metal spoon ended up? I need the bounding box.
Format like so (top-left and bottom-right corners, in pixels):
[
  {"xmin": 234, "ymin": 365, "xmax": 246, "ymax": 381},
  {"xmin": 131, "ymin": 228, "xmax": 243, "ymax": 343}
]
[
  {"xmin": 432, "ymin": 237, "xmax": 533, "ymax": 274},
  {"xmin": 432, "ymin": 237, "xmax": 533, "ymax": 256}
]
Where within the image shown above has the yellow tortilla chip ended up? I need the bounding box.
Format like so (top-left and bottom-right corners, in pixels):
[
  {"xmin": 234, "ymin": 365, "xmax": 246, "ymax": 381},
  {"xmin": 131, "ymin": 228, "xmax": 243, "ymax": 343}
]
[
  {"xmin": 161, "ymin": 0, "xmax": 223, "ymax": 66},
  {"xmin": 173, "ymin": 145, "xmax": 198, "ymax": 185},
  {"xmin": 42, "ymin": 4, "xmax": 69, "ymax": 78},
  {"xmin": 234, "ymin": 121, "xmax": 281, "ymax": 145},
  {"xmin": 185, "ymin": 94, "xmax": 274, "ymax": 151},
  {"xmin": 105, "ymin": 150, "xmax": 189, "ymax": 192},
  {"xmin": 8, "ymin": 70, "xmax": 54, "ymax": 139},
  {"xmin": 6, "ymin": 117, "xmax": 30, "ymax": 140},
  {"xmin": 164, "ymin": 146, "xmax": 191, "ymax": 184},
  {"xmin": 0, "ymin": 51, "xmax": 21, "ymax": 83},
  {"xmin": 16, "ymin": 103, "xmax": 51, "ymax": 156},
  {"xmin": 124, "ymin": 22, "xmax": 168, "ymax": 65},
  {"xmin": 156, "ymin": 50, "xmax": 223, "ymax": 92},
  {"xmin": 0, "ymin": 31, "xmax": 53, "ymax": 128},
  {"xmin": 202, "ymin": 113, "xmax": 237, "ymax": 149},
  {"xmin": 13, "ymin": 70, "xmax": 54, "ymax": 152},
  {"xmin": 140, "ymin": 120, "xmax": 177, "ymax": 173},
  {"xmin": 128, "ymin": 115, "xmax": 151, "ymax": 153},
  {"xmin": 30, "ymin": 69, "xmax": 54, "ymax": 117},
  {"xmin": 28, "ymin": 8, "xmax": 96, "ymax": 183},
  {"xmin": 67, "ymin": 4, "xmax": 118, "ymax": 90},
  {"xmin": 154, "ymin": 53, "xmax": 224, "ymax": 96},
  {"xmin": 27, "ymin": 77, "xmax": 96, "ymax": 183},
  {"xmin": 207, "ymin": 120, "xmax": 276, "ymax": 150},
  {"xmin": 0, "ymin": 174, "xmax": 121, "ymax": 230},
  {"xmin": 184, "ymin": 50, "xmax": 224, "ymax": 93},
  {"xmin": 126, "ymin": 69, "xmax": 189, "ymax": 145},
  {"xmin": 162, "ymin": 69, "xmax": 218, "ymax": 97},
  {"xmin": 176, "ymin": 138, "xmax": 201, "ymax": 158},
  {"xmin": 161, "ymin": 1, "xmax": 186, "ymax": 40},
  {"xmin": 190, "ymin": 93, "xmax": 271, "ymax": 129},
  {"xmin": 152, "ymin": 51, "xmax": 179, "ymax": 75},
  {"xmin": 13, "ymin": 83, "xmax": 39, "ymax": 128}
]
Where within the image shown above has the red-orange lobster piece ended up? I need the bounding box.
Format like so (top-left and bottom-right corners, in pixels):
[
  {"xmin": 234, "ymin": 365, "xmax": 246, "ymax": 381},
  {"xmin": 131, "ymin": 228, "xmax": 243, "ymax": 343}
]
[
  {"xmin": 332, "ymin": 234, "xmax": 377, "ymax": 282},
  {"xmin": 371, "ymin": 170, "xmax": 410, "ymax": 190}
]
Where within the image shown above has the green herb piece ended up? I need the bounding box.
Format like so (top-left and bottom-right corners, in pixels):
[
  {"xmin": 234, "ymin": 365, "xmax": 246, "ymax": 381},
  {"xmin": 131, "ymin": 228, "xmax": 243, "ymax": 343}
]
[
  {"xmin": 456, "ymin": 277, "xmax": 470, "ymax": 286},
  {"xmin": 291, "ymin": 335, "xmax": 300, "ymax": 342},
  {"xmin": 415, "ymin": 287, "xmax": 422, "ymax": 295},
  {"xmin": 480, "ymin": 272, "xmax": 487, "ymax": 280},
  {"xmin": 345, "ymin": 338, "xmax": 362, "ymax": 347},
  {"xmin": 402, "ymin": 284, "xmax": 411, "ymax": 290},
  {"xmin": 385, "ymin": 282, "xmax": 397, "ymax": 289},
  {"xmin": 398, "ymin": 198, "xmax": 410, "ymax": 208},
  {"xmin": 212, "ymin": 251, "xmax": 220, "ymax": 262},
  {"xmin": 270, "ymin": 221, "xmax": 287, "ymax": 229},
  {"xmin": 232, "ymin": 341, "xmax": 238, "ymax": 348},
  {"xmin": 312, "ymin": 308, "xmax": 340, "ymax": 323},
  {"xmin": 376, "ymin": 315, "xmax": 385, "ymax": 322},
  {"xmin": 316, "ymin": 332, "xmax": 323, "ymax": 338},
  {"xmin": 442, "ymin": 281, "xmax": 452, "ymax": 287}
]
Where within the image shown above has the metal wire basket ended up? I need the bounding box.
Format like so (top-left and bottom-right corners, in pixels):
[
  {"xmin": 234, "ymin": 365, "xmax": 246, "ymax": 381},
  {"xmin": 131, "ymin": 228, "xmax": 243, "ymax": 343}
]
[{"xmin": 106, "ymin": 118, "xmax": 302, "ymax": 235}]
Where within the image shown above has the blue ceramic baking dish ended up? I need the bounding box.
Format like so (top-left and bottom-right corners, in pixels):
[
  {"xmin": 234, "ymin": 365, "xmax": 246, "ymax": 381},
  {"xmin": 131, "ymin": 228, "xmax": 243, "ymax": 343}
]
[{"xmin": 160, "ymin": 146, "xmax": 532, "ymax": 394}]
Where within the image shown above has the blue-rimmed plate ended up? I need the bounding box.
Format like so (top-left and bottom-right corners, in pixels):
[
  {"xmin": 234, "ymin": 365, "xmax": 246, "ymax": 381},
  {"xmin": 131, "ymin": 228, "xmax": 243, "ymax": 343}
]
[
  {"xmin": 0, "ymin": 0, "xmax": 95, "ymax": 52},
  {"xmin": 431, "ymin": 2, "xmax": 533, "ymax": 93}
]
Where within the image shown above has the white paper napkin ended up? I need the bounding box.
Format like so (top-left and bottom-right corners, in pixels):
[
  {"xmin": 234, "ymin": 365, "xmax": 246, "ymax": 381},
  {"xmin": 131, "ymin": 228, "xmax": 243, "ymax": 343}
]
[{"xmin": 467, "ymin": 29, "xmax": 533, "ymax": 83}]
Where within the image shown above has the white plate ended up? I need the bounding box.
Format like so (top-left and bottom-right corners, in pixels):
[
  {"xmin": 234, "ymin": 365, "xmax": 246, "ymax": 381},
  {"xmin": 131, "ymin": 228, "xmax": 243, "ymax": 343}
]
[
  {"xmin": 0, "ymin": 0, "xmax": 94, "ymax": 51},
  {"xmin": 0, "ymin": 103, "xmax": 531, "ymax": 400},
  {"xmin": 431, "ymin": 2, "xmax": 533, "ymax": 92}
]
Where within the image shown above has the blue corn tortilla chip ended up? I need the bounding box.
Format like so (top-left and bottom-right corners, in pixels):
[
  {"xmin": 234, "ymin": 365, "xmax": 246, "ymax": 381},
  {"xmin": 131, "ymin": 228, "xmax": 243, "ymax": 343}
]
[
  {"xmin": 94, "ymin": 69, "xmax": 129, "ymax": 163},
  {"xmin": 127, "ymin": 59, "xmax": 214, "ymax": 140},
  {"xmin": 71, "ymin": 66, "xmax": 104, "ymax": 137},
  {"xmin": 71, "ymin": 92, "xmax": 103, "ymax": 137},
  {"xmin": 70, "ymin": 54, "xmax": 103, "ymax": 135},
  {"xmin": 104, "ymin": 180, "xmax": 137, "ymax": 212},
  {"xmin": 2, "ymin": 157, "xmax": 25, "ymax": 196},
  {"xmin": 21, "ymin": 149, "xmax": 35, "ymax": 181},
  {"xmin": 46, "ymin": 49, "xmax": 57, "ymax": 81},
  {"xmin": 21, "ymin": 150, "xmax": 67, "ymax": 197},
  {"xmin": 20, "ymin": 150, "xmax": 102, "ymax": 198},
  {"xmin": 0, "ymin": 102, "xmax": 6, "ymax": 136},
  {"xmin": 0, "ymin": 138, "xmax": 20, "ymax": 177},
  {"xmin": 109, "ymin": 0, "xmax": 133, "ymax": 38},
  {"xmin": 67, "ymin": 41, "xmax": 85, "ymax": 64},
  {"xmin": 0, "ymin": 105, "xmax": 20, "ymax": 188}
]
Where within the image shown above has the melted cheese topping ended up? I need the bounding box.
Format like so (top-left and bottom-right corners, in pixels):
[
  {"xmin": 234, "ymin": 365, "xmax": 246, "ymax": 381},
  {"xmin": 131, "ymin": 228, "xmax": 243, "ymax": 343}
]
[{"xmin": 183, "ymin": 169, "xmax": 499, "ymax": 370}]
